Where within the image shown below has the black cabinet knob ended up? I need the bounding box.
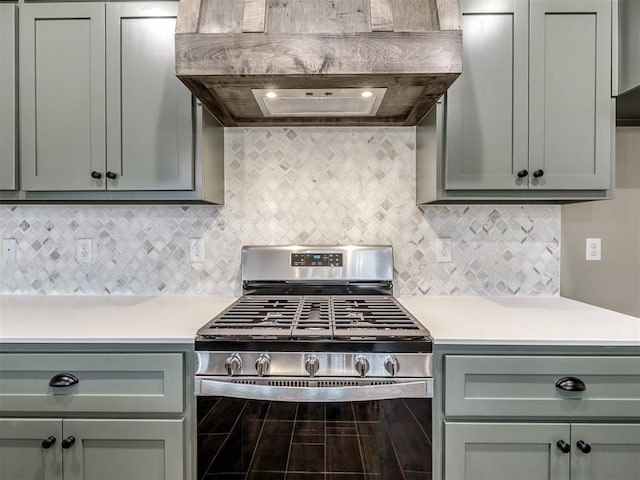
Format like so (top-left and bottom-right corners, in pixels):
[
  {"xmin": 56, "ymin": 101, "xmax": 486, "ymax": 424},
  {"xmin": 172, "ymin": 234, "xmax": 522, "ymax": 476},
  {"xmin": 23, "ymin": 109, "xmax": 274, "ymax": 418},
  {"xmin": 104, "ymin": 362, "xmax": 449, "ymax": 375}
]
[
  {"xmin": 517, "ymin": 169, "xmax": 529, "ymax": 178},
  {"xmin": 555, "ymin": 376, "xmax": 586, "ymax": 392},
  {"xmin": 557, "ymin": 440, "xmax": 571, "ymax": 454},
  {"xmin": 577, "ymin": 440, "xmax": 592, "ymax": 454},
  {"xmin": 62, "ymin": 436, "xmax": 76, "ymax": 449},
  {"xmin": 41, "ymin": 436, "xmax": 56, "ymax": 449},
  {"xmin": 91, "ymin": 171, "xmax": 102, "ymax": 179},
  {"xmin": 106, "ymin": 171, "xmax": 117, "ymax": 180},
  {"xmin": 49, "ymin": 373, "xmax": 79, "ymax": 388},
  {"xmin": 533, "ymin": 169, "xmax": 544, "ymax": 178}
]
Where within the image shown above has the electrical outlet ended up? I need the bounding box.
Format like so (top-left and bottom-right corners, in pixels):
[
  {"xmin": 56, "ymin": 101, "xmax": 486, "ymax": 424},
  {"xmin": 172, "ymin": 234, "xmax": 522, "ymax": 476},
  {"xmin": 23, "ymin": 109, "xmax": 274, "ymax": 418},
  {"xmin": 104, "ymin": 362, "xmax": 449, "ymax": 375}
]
[
  {"xmin": 76, "ymin": 238, "xmax": 92, "ymax": 263},
  {"xmin": 436, "ymin": 238, "xmax": 452, "ymax": 262},
  {"xmin": 190, "ymin": 238, "xmax": 205, "ymax": 263},
  {"xmin": 586, "ymin": 238, "xmax": 601, "ymax": 261},
  {"xmin": 2, "ymin": 238, "xmax": 17, "ymax": 261}
]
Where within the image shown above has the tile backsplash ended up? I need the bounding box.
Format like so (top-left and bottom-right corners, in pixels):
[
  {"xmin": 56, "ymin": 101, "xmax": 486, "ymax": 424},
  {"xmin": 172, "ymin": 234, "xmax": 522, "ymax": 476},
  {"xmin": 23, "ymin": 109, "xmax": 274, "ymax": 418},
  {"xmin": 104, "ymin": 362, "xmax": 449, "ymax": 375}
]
[{"xmin": 0, "ymin": 127, "xmax": 560, "ymax": 296}]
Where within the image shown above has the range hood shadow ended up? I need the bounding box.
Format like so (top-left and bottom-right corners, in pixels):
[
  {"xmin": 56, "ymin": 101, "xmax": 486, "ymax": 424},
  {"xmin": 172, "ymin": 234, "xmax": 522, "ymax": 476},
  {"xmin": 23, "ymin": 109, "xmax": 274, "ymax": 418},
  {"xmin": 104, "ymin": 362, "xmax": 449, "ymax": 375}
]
[{"xmin": 175, "ymin": 0, "xmax": 462, "ymax": 127}]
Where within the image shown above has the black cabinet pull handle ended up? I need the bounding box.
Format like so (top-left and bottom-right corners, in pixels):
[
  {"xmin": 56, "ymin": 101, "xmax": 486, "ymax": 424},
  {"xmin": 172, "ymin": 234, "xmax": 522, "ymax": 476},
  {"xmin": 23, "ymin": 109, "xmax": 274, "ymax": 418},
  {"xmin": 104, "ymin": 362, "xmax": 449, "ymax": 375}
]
[
  {"xmin": 557, "ymin": 440, "xmax": 571, "ymax": 454},
  {"xmin": 49, "ymin": 373, "xmax": 79, "ymax": 388},
  {"xmin": 533, "ymin": 169, "xmax": 544, "ymax": 178},
  {"xmin": 106, "ymin": 171, "xmax": 117, "ymax": 180},
  {"xmin": 517, "ymin": 169, "xmax": 529, "ymax": 178},
  {"xmin": 62, "ymin": 436, "xmax": 76, "ymax": 449},
  {"xmin": 555, "ymin": 376, "xmax": 586, "ymax": 392},
  {"xmin": 577, "ymin": 440, "xmax": 592, "ymax": 454},
  {"xmin": 91, "ymin": 171, "xmax": 102, "ymax": 179},
  {"xmin": 41, "ymin": 436, "xmax": 56, "ymax": 449}
]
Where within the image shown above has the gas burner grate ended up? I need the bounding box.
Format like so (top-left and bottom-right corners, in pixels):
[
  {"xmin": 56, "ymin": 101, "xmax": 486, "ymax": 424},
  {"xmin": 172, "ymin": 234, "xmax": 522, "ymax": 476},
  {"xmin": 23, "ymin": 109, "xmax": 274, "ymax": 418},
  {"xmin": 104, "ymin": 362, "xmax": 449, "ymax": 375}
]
[{"xmin": 198, "ymin": 295, "xmax": 428, "ymax": 341}]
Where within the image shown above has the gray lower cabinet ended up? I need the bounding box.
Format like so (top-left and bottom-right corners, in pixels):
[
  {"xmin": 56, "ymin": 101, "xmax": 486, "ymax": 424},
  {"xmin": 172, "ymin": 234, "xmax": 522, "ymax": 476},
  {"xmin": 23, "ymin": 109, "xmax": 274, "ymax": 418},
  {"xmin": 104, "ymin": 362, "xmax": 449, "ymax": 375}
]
[
  {"xmin": 444, "ymin": 422, "xmax": 571, "ymax": 480},
  {"xmin": 0, "ymin": 418, "xmax": 183, "ymax": 480},
  {"xmin": 0, "ymin": 418, "xmax": 63, "ymax": 480},
  {"xmin": 417, "ymin": 0, "xmax": 614, "ymax": 203},
  {"xmin": 0, "ymin": 3, "xmax": 17, "ymax": 191},
  {"xmin": 444, "ymin": 422, "xmax": 640, "ymax": 480},
  {"xmin": 62, "ymin": 419, "xmax": 184, "ymax": 480},
  {"xmin": 570, "ymin": 424, "xmax": 640, "ymax": 480},
  {"xmin": 437, "ymin": 350, "xmax": 640, "ymax": 480}
]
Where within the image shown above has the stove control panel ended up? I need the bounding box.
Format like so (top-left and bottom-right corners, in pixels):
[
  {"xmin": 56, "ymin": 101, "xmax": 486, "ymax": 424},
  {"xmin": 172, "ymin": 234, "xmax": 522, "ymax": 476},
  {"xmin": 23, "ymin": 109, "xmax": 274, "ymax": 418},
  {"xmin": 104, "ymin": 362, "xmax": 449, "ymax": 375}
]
[
  {"xmin": 291, "ymin": 253, "xmax": 343, "ymax": 267},
  {"xmin": 197, "ymin": 352, "xmax": 432, "ymax": 378}
]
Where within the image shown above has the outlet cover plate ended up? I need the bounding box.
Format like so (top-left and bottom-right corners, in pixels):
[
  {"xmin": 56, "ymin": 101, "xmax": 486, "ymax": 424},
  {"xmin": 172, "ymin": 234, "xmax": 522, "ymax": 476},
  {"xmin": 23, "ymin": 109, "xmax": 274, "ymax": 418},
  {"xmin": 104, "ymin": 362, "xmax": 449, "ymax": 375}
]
[
  {"xmin": 586, "ymin": 238, "xmax": 601, "ymax": 261},
  {"xmin": 76, "ymin": 238, "xmax": 92, "ymax": 263},
  {"xmin": 436, "ymin": 238, "xmax": 452, "ymax": 263},
  {"xmin": 2, "ymin": 238, "xmax": 17, "ymax": 261},
  {"xmin": 190, "ymin": 238, "xmax": 205, "ymax": 263}
]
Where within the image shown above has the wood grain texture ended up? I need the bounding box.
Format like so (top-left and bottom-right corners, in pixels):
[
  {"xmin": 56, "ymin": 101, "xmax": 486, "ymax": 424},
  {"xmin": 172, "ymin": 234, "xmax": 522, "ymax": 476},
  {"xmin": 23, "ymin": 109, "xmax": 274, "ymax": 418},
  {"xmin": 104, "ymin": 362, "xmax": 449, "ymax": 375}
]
[
  {"xmin": 178, "ymin": 73, "xmax": 458, "ymax": 126},
  {"xmin": 176, "ymin": 32, "xmax": 462, "ymax": 75},
  {"xmin": 175, "ymin": 0, "xmax": 201, "ymax": 33},
  {"xmin": 370, "ymin": 0, "xmax": 393, "ymax": 31},
  {"xmin": 436, "ymin": 0, "xmax": 461, "ymax": 30},
  {"xmin": 198, "ymin": 0, "xmax": 244, "ymax": 33},
  {"xmin": 266, "ymin": 0, "xmax": 370, "ymax": 33},
  {"xmin": 392, "ymin": 0, "xmax": 439, "ymax": 32},
  {"xmin": 243, "ymin": 0, "xmax": 266, "ymax": 32}
]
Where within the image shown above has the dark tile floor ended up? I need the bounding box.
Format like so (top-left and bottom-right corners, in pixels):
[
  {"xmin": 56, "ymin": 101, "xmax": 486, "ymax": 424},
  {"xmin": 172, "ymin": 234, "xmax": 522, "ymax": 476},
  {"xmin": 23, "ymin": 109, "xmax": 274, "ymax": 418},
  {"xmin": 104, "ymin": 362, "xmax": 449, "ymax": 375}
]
[{"xmin": 198, "ymin": 397, "xmax": 432, "ymax": 480}]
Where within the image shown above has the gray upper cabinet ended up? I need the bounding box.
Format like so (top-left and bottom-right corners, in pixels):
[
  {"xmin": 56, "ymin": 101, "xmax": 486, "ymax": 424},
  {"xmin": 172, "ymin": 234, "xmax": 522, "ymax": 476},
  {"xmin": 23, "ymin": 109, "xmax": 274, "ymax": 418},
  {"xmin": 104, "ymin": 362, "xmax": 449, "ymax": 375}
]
[
  {"xmin": 445, "ymin": 0, "xmax": 529, "ymax": 191},
  {"xmin": 529, "ymin": 0, "xmax": 612, "ymax": 190},
  {"xmin": 8, "ymin": 1, "xmax": 223, "ymax": 203},
  {"xmin": 0, "ymin": 4, "xmax": 17, "ymax": 191},
  {"xmin": 106, "ymin": 2, "xmax": 193, "ymax": 191},
  {"xmin": 417, "ymin": 0, "xmax": 615, "ymax": 203},
  {"xmin": 20, "ymin": 3, "xmax": 106, "ymax": 192}
]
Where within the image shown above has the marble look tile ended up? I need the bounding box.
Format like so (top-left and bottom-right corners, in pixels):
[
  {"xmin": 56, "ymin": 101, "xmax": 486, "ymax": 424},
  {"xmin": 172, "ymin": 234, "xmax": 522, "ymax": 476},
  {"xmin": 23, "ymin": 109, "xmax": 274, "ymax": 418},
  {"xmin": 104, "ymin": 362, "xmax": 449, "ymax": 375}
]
[{"xmin": 0, "ymin": 127, "xmax": 560, "ymax": 296}]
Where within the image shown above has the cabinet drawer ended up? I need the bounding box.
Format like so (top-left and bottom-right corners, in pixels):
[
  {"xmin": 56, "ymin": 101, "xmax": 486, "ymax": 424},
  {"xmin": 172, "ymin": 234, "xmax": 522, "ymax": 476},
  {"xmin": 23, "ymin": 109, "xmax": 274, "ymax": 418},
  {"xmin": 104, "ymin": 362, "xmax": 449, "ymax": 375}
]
[
  {"xmin": 0, "ymin": 353, "xmax": 183, "ymax": 414},
  {"xmin": 444, "ymin": 355, "xmax": 640, "ymax": 418}
]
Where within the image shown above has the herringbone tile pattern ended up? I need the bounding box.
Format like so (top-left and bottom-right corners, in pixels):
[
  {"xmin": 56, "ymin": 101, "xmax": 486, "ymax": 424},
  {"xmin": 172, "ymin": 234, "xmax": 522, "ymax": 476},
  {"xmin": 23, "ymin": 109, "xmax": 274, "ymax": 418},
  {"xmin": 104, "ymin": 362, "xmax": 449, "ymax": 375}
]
[{"xmin": 0, "ymin": 127, "xmax": 560, "ymax": 296}]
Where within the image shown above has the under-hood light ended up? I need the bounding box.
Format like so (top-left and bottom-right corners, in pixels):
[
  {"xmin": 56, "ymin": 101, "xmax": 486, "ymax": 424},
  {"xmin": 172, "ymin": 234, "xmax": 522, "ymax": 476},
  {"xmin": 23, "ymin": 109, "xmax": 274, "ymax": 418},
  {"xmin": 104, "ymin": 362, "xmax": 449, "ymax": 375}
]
[
  {"xmin": 361, "ymin": 91, "xmax": 373, "ymax": 98},
  {"xmin": 266, "ymin": 91, "xmax": 277, "ymax": 98}
]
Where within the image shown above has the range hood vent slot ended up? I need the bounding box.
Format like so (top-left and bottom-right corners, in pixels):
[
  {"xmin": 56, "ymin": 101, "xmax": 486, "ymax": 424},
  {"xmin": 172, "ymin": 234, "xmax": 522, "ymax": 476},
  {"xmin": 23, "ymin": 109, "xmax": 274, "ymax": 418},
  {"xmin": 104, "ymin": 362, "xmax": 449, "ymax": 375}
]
[{"xmin": 252, "ymin": 88, "xmax": 387, "ymax": 117}]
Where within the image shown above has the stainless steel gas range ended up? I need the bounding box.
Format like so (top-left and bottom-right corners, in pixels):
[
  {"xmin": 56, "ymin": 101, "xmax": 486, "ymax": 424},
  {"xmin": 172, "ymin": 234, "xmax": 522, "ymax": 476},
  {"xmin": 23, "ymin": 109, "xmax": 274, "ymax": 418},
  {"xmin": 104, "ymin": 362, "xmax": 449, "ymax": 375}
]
[{"xmin": 196, "ymin": 245, "xmax": 433, "ymax": 480}]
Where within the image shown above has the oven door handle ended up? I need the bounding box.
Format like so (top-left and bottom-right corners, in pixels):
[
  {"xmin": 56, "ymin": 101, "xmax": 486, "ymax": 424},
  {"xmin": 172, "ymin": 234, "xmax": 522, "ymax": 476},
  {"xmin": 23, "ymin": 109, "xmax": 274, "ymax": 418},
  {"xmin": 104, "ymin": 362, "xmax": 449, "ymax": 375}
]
[{"xmin": 195, "ymin": 378, "xmax": 433, "ymax": 402}]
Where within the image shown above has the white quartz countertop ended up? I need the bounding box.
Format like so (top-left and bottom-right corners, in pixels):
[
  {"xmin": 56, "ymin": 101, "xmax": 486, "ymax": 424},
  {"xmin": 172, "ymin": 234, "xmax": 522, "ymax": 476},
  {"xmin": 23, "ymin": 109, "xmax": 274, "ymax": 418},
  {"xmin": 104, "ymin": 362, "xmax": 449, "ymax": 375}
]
[
  {"xmin": 1, "ymin": 295, "xmax": 638, "ymax": 346},
  {"xmin": 0, "ymin": 295, "xmax": 236, "ymax": 343},
  {"xmin": 398, "ymin": 295, "xmax": 640, "ymax": 346}
]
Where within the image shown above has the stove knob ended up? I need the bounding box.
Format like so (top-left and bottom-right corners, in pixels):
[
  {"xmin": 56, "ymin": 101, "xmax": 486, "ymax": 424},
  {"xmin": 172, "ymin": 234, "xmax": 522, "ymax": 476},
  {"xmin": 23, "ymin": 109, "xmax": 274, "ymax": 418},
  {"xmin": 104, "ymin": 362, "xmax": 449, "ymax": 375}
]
[
  {"xmin": 305, "ymin": 356, "xmax": 320, "ymax": 377},
  {"xmin": 384, "ymin": 356, "xmax": 400, "ymax": 376},
  {"xmin": 354, "ymin": 357, "xmax": 370, "ymax": 377},
  {"xmin": 255, "ymin": 354, "xmax": 271, "ymax": 377},
  {"xmin": 224, "ymin": 354, "xmax": 242, "ymax": 376}
]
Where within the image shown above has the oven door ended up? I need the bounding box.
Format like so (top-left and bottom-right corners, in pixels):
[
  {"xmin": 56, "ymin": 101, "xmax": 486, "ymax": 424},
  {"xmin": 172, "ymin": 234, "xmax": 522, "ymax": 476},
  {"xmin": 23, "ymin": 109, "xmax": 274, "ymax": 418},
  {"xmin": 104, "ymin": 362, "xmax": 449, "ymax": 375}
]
[{"xmin": 196, "ymin": 377, "xmax": 433, "ymax": 480}]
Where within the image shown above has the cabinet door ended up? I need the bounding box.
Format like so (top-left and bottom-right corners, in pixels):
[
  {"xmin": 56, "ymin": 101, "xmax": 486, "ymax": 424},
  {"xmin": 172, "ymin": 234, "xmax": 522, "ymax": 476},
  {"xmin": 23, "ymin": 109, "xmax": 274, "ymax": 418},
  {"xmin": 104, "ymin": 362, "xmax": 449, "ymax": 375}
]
[
  {"xmin": 62, "ymin": 419, "xmax": 184, "ymax": 480},
  {"xmin": 0, "ymin": 418, "xmax": 63, "ymax": 480},
  {"xmin": 106, "ymin": 2, "xmax": 194, "ymax": 191},
  {"xmin": 571, "ymin": 424, "xmax": 640, "ymax": 480},
  {"xmin": 0, "ymin": 4, "xmax": 17, "ymax": 191},
  {"xmin": 444, "ymin": 422, "xmax": 571, "ymax": 480},
  {"xmin": 20, "ymin": 3, "xmax": 106, "ymax": 191},
  {"xmin": 445, "ymin": 0, "xmax": 529, "ymax": 190},
  {"xmin": 529, "ymin": 0, "xmax": 612, "ymax": 190}
]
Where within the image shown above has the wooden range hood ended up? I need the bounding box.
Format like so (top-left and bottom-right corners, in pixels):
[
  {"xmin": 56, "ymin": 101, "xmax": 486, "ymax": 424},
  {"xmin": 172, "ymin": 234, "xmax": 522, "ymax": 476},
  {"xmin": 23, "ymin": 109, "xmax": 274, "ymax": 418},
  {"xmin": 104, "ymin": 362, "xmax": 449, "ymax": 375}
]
[{"xmin": 175, "ymin": 0, "xmax": 462, "ymax": 126}]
